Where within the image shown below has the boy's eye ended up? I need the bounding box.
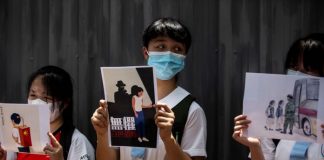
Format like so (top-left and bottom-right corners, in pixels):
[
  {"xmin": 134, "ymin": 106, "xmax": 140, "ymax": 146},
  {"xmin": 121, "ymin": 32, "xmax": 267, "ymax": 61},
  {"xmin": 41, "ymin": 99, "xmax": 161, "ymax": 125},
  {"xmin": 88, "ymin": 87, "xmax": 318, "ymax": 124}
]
[
  {"xmin": 157, "ymin": 44, "xmax": 165, "ymax": 49},
  {"xmin": 174, "ymin": 47, "xmax": 181, "ymax": 52},
  {"xmin": 173, "ymin": 47, "xmax": 185, "ymax": 54}
]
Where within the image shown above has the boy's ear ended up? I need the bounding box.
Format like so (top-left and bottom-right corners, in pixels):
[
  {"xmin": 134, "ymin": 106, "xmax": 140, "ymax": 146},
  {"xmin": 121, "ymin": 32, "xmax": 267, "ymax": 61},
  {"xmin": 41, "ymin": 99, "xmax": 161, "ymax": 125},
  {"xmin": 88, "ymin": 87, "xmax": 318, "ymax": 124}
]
[{"xmin": 142, "ymin": 47, "xmax": 149, "ymax": 60}]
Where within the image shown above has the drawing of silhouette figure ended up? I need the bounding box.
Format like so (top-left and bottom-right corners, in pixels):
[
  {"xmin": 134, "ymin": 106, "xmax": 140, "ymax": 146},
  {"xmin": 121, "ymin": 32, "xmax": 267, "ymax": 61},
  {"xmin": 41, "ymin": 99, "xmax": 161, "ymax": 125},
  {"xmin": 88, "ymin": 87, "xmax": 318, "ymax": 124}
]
[
  {"xmin": 275, "ymin": 100, "xmax": 284, "ymax": 131},
  {"xmin": 265, "ymin": 100, "xmax": 275, "ymax": 131},
  {"xmin": 114, "ymin": 80, "xmax": 132, "ymax": 116},
  {"xmin": 114, "ymin": 80, "xmax": 129, "ymax": 104}
]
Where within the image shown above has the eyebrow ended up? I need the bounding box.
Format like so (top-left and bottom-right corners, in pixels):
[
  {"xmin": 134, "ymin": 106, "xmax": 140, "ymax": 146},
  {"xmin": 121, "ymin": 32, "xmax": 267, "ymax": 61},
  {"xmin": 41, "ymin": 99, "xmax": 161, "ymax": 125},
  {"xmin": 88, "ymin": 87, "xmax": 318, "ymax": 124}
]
[{"xmin": 30, "ymin": 89, "xmax": 47, "ymax": 96}]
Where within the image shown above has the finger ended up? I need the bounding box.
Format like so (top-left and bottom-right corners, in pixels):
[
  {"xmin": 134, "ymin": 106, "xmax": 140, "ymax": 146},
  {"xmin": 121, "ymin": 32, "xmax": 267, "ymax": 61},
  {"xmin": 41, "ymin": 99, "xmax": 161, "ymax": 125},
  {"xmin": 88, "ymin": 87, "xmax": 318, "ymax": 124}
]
[
  {"xmin": 235, "ymin": 119, "xmax": 251, "ymax": 126},
  {"xmin": 234, "ymin": 115, "xmax": 248, "ymax": 121},
  {"xmin": 232, "ymin": 130, "xmax": 243, "ymax": 139},
  {"xmin": 96, "ymin": 106, "xmax": 108, "ymax": 119},
  {"xmin": 155, "ymin": 110, "xmax": 175, "ymax": 119},
  {"xmin": 99, "ymin": 99, "xmax": 108, "ymax": 109},
  {"xmin": 155, "ymin": 104, "xmax": 172, "ymax": 113},
  {"xmin": 92, "ymin": 119, "xmax": 107, "ymax": 128},
  {"xmin": 48, "ymin": 132, "xmax": 60, "ymax": 148},
  {"xmin": 155, "ymin": 116, "xmax": 174, "ymax": 123},
  {"xmin": 234, "ymin": 124, "xmax": 249, "ymax": 131},
  {"xmin": 93, "ymin": 111, "xmax": 108, "ymax": 124},
  {"xmin": 93, "ymin": 109, "xmax": 108, "ymax": 126}
]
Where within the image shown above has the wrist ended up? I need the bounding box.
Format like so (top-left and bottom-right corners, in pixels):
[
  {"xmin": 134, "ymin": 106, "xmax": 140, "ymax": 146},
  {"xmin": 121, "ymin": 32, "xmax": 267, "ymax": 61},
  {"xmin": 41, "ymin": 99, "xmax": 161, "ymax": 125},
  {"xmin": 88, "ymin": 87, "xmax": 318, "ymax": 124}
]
[
  {"xmin": 97, "ymin": 133, "xmax": 108, "ymax": 142},
  {"xmin": 161, "ymin": 135, "xmax": 176, "ymax": 144},
  {"xmin": 248, "ymin": 141, "xmax": 261, "ymax": 150}
]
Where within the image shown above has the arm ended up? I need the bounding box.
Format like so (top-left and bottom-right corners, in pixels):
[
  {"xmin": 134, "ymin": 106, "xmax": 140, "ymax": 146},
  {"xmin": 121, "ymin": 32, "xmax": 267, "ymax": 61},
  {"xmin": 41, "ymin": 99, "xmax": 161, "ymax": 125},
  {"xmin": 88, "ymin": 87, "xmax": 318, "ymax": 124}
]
[
  {"xmin": 131, "ymin": 97, "xmax": 138, "ymax": 117},
  {"xmin": 232, "ymin": 115, "xmax": 264, "ymax": 160},
  {"xmin": 155, "ymin": 104, "xmax": 198, "ymax": 160},
  {"xmin": 141, "ymin": 99, "xmax": 153, "ymax": 108},
  {"xmin": 91, "ymin": 100, "xmax": 119, "ymax": 160},
  {"xmin": 11, "ymin": 128, "xmax": 21, "ymax": 145}
]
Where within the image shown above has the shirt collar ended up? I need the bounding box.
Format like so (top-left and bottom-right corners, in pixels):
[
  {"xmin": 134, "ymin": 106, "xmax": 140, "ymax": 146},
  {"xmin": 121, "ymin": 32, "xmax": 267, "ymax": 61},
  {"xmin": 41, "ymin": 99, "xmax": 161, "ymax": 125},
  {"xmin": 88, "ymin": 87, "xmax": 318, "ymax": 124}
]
[{"xmin": 158, "ymin": 86, "xmax": 190, "ymax": 109}]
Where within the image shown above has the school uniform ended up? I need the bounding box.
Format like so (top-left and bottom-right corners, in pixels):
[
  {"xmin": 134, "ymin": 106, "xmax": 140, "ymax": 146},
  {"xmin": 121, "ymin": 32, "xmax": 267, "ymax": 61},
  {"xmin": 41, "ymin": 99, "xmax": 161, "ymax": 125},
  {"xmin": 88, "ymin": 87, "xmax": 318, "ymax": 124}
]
[
  {"xmin": 120, "ymin": 86, "xmax": 207, "ymax": 160},
  {"xmin": 260, "ymin": 138, "xmax": 324, "ymax": 160}
]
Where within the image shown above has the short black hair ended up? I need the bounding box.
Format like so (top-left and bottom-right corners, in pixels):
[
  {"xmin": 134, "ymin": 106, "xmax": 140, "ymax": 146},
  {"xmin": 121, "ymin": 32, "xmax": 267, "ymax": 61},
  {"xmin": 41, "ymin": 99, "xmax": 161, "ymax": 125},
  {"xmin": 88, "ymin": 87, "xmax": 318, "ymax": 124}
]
[
  {"xmin": 11, "ymin": 113, "xmax": 21, "ymax": 124},
  {"xmin": 142, "ymin": 17, "xmax": 192, "ymax": 53},
  {"xmin": 131, "ymin": 85, "xmax": 143, "ymax": 97},
  {"xmin": 285, "ymin": 33, "xmax": 324, "ymax": 76}
]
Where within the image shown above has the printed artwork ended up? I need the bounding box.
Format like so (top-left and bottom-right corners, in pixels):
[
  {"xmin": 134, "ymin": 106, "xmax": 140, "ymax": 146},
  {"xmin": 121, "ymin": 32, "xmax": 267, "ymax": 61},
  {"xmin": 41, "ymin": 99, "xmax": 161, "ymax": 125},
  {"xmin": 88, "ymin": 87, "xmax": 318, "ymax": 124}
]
[
  {"xmin": 101, "ymin": 66, "xmax": 157, "ymax": 148},
  {"xmin": 243, "ymin": 73, "xmax": 324, "ymax": 143},
  {"xmin": 0, "ymin": 103, "xmax": 50, "ymax": 153}
]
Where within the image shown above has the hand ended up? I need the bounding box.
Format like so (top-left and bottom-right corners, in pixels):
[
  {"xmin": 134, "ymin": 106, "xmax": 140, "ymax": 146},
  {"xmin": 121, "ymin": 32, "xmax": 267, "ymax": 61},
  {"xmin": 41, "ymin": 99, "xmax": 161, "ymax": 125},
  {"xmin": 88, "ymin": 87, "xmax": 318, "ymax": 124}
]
[
  {"xmin": 0, "ymin": 143, "xmax": 7, "ymax": 160},
  {"xmin": 154, "ymin": 104, "xmax": 175, "ymax": 141},
  {"xmin": 91, "ymin": 99, "xmax": 109, "ymax": 136},
  {"xmin": 232, "ymin": 115, "xmax": 260, "ymax": 148},
  {"xmin": 43, "ymin": 132, "xmax": 64, "ymax": 160}
]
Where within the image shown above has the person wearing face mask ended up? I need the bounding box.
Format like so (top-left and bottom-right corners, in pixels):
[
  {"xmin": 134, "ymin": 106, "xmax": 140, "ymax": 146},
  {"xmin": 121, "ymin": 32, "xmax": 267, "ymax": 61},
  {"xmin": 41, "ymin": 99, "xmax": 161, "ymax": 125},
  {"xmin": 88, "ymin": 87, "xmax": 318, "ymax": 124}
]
[
  {"xmin": 91, "ymin": 17, "xmax": 207, "ymax": 160},
  {"xmin": 232, "ymin": 33, "xmax": 324, "ymax": 160},
  {"xmin": 0, "ymin": 65, "xmax": 95, "ymax": 160}
]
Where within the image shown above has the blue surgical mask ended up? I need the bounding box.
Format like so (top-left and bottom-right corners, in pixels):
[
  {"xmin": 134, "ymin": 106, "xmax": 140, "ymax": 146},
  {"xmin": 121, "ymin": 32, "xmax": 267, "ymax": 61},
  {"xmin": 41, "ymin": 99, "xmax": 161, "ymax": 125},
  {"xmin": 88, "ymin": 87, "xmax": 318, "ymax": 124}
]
[{"xmin": 147, "ymin": 51, "xmax": 185, "ymax": 80}]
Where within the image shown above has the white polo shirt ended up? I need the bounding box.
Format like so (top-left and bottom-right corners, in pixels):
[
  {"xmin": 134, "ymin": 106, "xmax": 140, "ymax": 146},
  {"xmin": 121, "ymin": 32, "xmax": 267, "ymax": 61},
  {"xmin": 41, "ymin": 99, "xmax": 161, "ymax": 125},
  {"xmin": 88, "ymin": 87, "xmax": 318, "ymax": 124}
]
[
  {"xmin": 120, "ymin": 86, "xmax": 207, "ymax": 160},
  {"xmin": 260, "ymin": 139, "xmax": 324, "ymax": 160}
]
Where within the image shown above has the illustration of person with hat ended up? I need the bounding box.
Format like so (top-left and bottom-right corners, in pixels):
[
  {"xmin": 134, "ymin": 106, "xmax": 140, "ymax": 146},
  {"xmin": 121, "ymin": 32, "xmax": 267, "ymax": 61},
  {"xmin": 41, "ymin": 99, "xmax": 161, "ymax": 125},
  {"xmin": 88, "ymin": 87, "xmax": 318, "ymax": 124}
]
[{"xmin": 114, "ymin": 80, "xmax": 128, "ymax": 104}]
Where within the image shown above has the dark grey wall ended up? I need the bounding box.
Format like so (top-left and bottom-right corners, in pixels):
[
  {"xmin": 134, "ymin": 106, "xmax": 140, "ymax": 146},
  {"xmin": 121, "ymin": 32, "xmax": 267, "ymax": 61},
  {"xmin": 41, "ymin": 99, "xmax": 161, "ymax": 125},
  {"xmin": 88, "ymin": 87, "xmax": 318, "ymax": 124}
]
[{"xmin": 1, "ymin": 0, "xmax": 324, "ymax": 159}]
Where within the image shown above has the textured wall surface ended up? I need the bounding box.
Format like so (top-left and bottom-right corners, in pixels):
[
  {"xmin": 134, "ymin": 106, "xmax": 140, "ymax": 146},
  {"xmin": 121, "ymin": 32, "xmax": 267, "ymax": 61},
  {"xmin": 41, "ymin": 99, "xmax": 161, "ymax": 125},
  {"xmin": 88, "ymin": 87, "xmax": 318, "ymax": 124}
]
[{"xmin": 1, "ymin": 0, "xmax": 324, "ymax": 159}]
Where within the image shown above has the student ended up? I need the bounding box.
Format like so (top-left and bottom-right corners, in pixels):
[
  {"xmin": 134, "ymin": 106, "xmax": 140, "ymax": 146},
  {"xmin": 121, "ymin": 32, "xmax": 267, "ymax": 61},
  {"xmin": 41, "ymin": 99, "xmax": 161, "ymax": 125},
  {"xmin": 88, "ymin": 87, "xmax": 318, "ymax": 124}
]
[
  {"xmin": 232, "ymin": 34, "xmax": 324, "ymax": 160},
  {"xmin": 91, "ymin": 17, "xmax": 207, "ymax": 160},
  {"xmin": 0, "ymin": 65, "xmax": 95, "ymax": 160}
]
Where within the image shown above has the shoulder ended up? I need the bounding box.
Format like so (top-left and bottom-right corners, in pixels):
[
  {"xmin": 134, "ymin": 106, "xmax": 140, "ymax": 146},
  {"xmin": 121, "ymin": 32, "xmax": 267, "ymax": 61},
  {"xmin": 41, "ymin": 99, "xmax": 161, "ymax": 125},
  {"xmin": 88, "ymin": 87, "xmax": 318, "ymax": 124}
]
[
  {"xmin": 188, "ymin": 101, "xmax": 205, "ymax": 116},
  {"xmin": 68, "ymin": 129, "xmax": 95, "ymax": 160},
  {"xmin": 71, "ymin": 129, "xmax": 92, "ymax": 145}
]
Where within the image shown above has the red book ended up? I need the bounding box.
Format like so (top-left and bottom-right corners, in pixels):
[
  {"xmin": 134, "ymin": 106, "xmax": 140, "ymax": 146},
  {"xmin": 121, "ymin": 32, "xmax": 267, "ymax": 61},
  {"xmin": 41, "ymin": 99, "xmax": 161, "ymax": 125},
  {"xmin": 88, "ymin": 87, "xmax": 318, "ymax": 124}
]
[
  {"xmin": 17, "ymin": 152, "xmax": 50, "ymax": 160},
  {"xmin": 18, "ymin": 126, "xmax": 32, "ymax": 147}
]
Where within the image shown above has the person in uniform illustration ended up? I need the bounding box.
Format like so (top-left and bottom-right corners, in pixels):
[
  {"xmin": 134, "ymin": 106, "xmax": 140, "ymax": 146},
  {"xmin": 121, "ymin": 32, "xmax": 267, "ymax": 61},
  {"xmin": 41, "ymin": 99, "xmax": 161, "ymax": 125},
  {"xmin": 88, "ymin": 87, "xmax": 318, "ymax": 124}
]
[{"xmin": 281, "ymin": 95, "xmax": 295, "ymax": 135}]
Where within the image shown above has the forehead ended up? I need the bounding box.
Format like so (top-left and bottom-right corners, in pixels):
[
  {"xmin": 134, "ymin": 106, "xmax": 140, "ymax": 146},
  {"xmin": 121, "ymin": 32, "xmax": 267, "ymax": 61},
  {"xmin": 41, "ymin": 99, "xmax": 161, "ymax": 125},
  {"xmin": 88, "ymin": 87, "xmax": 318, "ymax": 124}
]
[
  {"xmin": 30, "ymin": 75, "xmax": 46, "ymax": 93},
  {"xmin": 149, "ymin": 36, "xmax": 185, "ymax": 47}
]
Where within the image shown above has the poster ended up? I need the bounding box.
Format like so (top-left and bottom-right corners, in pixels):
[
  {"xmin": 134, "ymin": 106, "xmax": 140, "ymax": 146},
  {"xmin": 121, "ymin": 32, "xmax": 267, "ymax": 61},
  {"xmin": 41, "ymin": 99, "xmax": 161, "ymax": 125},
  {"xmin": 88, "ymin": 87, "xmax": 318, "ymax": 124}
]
[
  {"xmin": 243, "ymin": 73, "xmax": 324, "ymax": 143},
  {"xmin": 101, "ymin": 66, "xmax": 157, "ymax": 148},
  {"xmin": 0, "ymin": 103, "xmax": 50, "ymax": 153}
]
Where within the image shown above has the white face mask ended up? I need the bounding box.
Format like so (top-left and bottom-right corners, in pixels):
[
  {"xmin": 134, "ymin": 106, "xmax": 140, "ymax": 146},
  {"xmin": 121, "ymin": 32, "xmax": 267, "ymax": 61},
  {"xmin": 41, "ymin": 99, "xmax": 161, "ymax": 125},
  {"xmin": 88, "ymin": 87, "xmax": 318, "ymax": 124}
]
[
  {"xmin": 28, "ymin": 98, "xmax": 61, "ymax": 123},
  {"xmin": 286, "ymin": 69, "xmax": 310, "ymax": 76}
]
